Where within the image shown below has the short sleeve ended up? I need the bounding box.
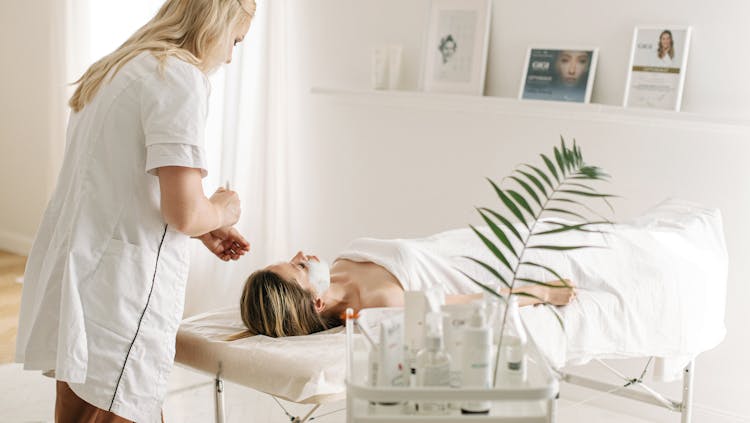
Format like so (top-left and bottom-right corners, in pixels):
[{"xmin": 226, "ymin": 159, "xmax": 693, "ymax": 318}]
[
  {"xmin": 145, "ymin": 143, "xmax": 207, "ymax": 177},
  {"xmin": 141, "ymin": 57, "xmax": 209, "ymax": 176}
]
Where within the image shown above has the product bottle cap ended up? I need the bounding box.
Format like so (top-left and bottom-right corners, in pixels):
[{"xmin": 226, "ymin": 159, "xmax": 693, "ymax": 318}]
[
  {"xmin": 470, "ymin": 304, "xmax": 485, "ymax": 328},
  {"xmin": 424, "ymin": 311, "xmax": 445, "ymax": 350},
  {"xmin": 464, "ymin": 306, "xmax": 491, "ymax": 346},
  {"xmin": 425, "ymin": 333, "xmax": 442, "ymax": 349}
]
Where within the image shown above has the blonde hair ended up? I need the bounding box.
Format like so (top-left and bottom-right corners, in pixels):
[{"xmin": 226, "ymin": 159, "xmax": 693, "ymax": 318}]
[
  {"xmin": 228, "ymin": 270, "xmax": 342, "ymax": 340},
  {"xmin": 69, "ymin": 0, "xmax": 256, "ymax": 112}
]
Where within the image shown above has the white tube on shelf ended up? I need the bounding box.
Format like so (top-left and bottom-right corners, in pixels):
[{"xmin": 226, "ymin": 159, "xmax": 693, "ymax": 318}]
[
  {"xmin": 371, "ymin": 46, "xmax": 389, "ymax": 90},
  {"xmin": 387, "ymin": 45, "xmax": 402, "ymax": 90}
]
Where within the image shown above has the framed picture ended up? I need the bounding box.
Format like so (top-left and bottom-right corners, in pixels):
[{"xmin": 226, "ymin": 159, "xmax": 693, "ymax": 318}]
[
  {"xmin": 623, "ymin": 26, "xmax": 692, "ymax": 111},
  {"xmin": 519, "ymin": 47, "xmax": 599, "ymax": 103},
  {"xmin": 421, "ymin": 0, "xmax": 492, "ymax": 95}
]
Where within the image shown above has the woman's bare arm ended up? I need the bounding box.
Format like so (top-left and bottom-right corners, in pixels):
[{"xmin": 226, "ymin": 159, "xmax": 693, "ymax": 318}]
[{"xmin": 444, "ymin": 280, "xmax": 576, "ymax": 307}]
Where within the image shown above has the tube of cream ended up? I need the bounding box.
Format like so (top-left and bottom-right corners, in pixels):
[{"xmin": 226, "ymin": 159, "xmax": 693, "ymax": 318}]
[
  {"xmin": 371, "ymin": 46, "xmax": 389, "ymax": 90},
  {"xmin": 387, "ymin": 45, "xmax": 402, "ymax": 90}
]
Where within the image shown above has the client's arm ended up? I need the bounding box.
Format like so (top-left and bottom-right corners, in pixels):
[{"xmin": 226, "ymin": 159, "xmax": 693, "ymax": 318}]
[{"xmin": 445, "ymin": 280, "xmax": 575, "ymax": 307}]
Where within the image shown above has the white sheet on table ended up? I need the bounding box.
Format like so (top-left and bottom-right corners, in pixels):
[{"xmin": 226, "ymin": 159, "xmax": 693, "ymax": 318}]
[
  {"xmin": 522, "ymin": 199, "xmax": 726, "ymax": 380},
  {"xmin": 340, "ymin": 198, "xmax": 728, "ymax": 381},
  {"xmin": 175, "ymin": 309, "xmax": 346, "ymax": 404},
  {"xmin": 175, "ymin": 199, "xmax": 727, "ymax": 403}
]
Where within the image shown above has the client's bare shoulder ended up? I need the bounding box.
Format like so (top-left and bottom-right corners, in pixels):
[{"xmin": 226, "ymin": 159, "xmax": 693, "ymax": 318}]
[{"xmin": 332, "ymin": 259, "xmax": 405, "ymax": 308}]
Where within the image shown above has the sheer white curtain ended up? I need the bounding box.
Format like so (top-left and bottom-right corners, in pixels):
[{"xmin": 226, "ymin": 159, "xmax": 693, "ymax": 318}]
[
  {"xmin": 55, "ymin": 0, "xmax": 291, "ymax": 316},
  {"xmin": 186, "ymin": 0, "xmax": 293, "ymax": 315}
]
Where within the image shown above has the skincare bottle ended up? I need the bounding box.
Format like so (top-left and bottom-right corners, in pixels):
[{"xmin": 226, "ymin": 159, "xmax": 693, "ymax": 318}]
[
  {"xmin": 403, "ymin": 291, "xmax": 427, "ymax": 414},
  {"xmin": 441, "ymin": 303, "xmax": 474, "ymax": 410},
  {"xmin": 404, "ymin": 292, "xmax": 426, "ymax": 378},
  {"xmin": 415, "ymin": 312, "xmax": 451, "ymax": 415},
  {"xmin": 374, "ymin": 315, "xmax": 404, "ymax": 413},
  {"xmin": 461, "ymin": 305, "xmax": 493, "ymax": 415},
  {"xmin": 495, "ymin": 296, "xmax": 528, "ymax": 387}
]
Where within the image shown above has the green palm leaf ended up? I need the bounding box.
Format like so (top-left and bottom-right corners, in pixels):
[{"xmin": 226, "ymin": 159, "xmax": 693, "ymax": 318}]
[
  {"xmin": 510, "ymin": 176, "xmax": 543, "ymax": 207},
  {"xmin": 559, "ymin": 189, "xmax": 616, "ymax": 199},
  {"xmin": 520, "ymin": 261, "xmax": 571, "ymax": 288},
  {"xmin": 516, "ymin": 277, "xmax": 572, "ymax": 289},
  {"xmin": 513, "ymin": 291, "xmax": 546, "ymax": 304},
  {"xmin": 553, "ymin": 145, "xmax": 567, "ymax": 176},
  {"xmin": 461, "ymin": 256, "xmax": 511, "ymax": 289},
  {"xmin": 541, "ymin": 154, "xmax": 560, "ymax": 183},
  {"xmin": 488, "ymin": 179, "xmax": 528, "ymax": 228},
  {"xmin": 462, "ymin": 136, "xmax": 615, "ymax": 371},
  {"xmin": 545, "ymin": 304, "xmax": 565, "ymax": 330},
  {"xmin": 477, "ymin": 209, "xmax": 517, "ymax": 257},
  {"xmin": 480, "ymin": 207, "xmax": 524, "ymax": 243},
  {"xmin": 507, "ymin": 189, "xmax": 535, "ymax": 217},
  {"xmin": 542, "ymin": 207, "xmax": 588, "ymax": 221},
  {"xmin": 522, "ymin": 164, "xmax": 554, "ymax": 191},
  {"xmin": 469, "ymin": 225, "xmax": 514, "ymax": 273},
  {"xmin": 459, "ymin": 270, "xmax": 506, "ymax": 303},
  {"xmin": 527, "ymin": 245, "xmax": 595, "ymax": 251},
  {"xmin": 549, "ymin": 198, "xmax": 614, "ymax": 223},
  {"xmin": 533, "ymin": 221, "xmax": 610, "ymax": 236},
  {"xmin": 517, "ymin": 170, "xmax": 548, "ymax": 199},
  {"xmin": 562, "ymin": 181, "xmax": 598, "ymax": 192}
]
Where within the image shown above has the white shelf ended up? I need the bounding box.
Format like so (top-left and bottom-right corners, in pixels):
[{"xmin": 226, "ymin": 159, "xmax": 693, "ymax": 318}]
[{"xmin": 310, "ymin": 87, "xmax": 750, "ymax": 134}]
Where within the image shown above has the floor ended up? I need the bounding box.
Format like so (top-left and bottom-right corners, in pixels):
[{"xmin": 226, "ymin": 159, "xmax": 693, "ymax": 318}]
[
  {"xmin": 0, "ymin": 250, "xmax": 25, "ymax": 364},
  {"xmin": 0, "ymin": 249, "xmax": 653, "ymax": 422}
]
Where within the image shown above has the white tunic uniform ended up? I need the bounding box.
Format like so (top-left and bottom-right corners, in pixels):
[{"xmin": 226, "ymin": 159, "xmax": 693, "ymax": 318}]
[{"xmin": 15, "ymin": 52, "xmax": 209, "ymax": 422}]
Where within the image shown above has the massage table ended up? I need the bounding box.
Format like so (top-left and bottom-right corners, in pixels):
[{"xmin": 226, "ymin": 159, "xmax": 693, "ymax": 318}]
[{"xmin": 175, "ymin": 199, "xmax": 728, "ymax": 422}]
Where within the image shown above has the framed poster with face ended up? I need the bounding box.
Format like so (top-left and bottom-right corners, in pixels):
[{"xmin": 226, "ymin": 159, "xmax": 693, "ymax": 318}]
[
  {"xmin": 519, "ymin": 47, "xmax": 599, "ymax": 103},
  {"xmin": 623, "ymin": 26, "xmax": 692, "ymax": 111},
  {"xmin": 421, "ymin": 0, "xmax": 492, "ymax": 95}
]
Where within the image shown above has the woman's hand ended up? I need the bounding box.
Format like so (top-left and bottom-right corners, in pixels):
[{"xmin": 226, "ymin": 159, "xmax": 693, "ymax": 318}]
[
  {"xmin": 209, "ymin": 187, "xmax": 241, "ymax": 228},
  {"xmin": 197, "ymin": 226, "xmax": 250, "ymax": 261}
]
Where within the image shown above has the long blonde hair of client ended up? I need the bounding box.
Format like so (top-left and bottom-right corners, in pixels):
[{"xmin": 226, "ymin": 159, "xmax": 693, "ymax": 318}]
[
  {"xmin": 228, "ymin": 270, "xmax": 343, "ymax": 340},
  {"xmin": 69, "ymin": 0, "xmax": 256, "ymax": 112}
]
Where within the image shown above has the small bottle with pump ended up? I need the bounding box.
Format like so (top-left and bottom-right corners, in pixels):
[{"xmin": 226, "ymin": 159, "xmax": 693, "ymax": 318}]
[
  {"xmin": 461, "ymin": 303, "xmax": 493, "ymax": 415},
  {"xmin": 495, "ymin": 296, "xmax": 528, "ymax": 387},
  {"xmin": 415, "ymin": 312, "xmax": 451, "ymax": 415}
]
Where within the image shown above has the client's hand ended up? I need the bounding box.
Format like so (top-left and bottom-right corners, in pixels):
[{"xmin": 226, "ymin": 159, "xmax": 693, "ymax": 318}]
[{"xmin": 197, "ymin": 226, "xmax": 251, "ymax": 261}]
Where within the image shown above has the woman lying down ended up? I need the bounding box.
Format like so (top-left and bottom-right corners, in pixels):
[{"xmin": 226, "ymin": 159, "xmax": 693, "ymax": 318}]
[
  {"xmin": 235, "ymin": 225, "xmax": 577, "ymax": 338},
  {"xmin": 230, "ymin": 199, "xmax": 727, "ymax": 382}
]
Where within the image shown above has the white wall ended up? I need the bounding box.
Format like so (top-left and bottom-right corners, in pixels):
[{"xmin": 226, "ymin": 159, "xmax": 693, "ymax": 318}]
[
  {"xmin": 1, "ymin": 0, "xmax": 748, "ymax": 420},
  {"xmin": 0, "ymin": 0, "xmax": 58, "ymax": 254},
  {"xmin": 284, "ymin": 1, "xmax": 750, "ymax": 422}
]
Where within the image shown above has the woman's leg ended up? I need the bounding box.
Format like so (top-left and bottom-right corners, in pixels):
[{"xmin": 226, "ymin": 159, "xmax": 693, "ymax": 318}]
[
  {"xmin": 445, "ymin": 280, "xmax": 576, "ymax": 307},
  {"xmin": 505, "ymin": 280, "xmax": 576, "ymax": 307},
  {"xmin": 55, "ymin": 381, "xmax": 134, "ymax": 423}
]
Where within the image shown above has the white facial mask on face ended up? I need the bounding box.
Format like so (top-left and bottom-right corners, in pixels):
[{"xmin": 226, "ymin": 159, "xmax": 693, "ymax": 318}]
[{"xmin": 307, "ymin": 259, "xmax": 331, "ymax": 295}]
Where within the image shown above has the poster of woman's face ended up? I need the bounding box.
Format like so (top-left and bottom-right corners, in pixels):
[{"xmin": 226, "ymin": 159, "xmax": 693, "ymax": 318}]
[
  {"xmin": 624, "ymin": 26, "xmax": 692, "ymax": 111},
  {"xmin": 520, "ymin": 47, "xmax": 598, "ymax": 103},
  {"xmin": 432, "ymin": 11, "xmax": 476, "ymax": 83},
  {"xmin": 631, "ymin": 27, "xmax": 688, "ymax": 69}
]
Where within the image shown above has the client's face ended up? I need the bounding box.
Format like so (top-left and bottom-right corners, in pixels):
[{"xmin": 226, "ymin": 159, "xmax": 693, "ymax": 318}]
[{"xmin": 266, "ymin": 251, "xmax": 319, "ymax": 293}]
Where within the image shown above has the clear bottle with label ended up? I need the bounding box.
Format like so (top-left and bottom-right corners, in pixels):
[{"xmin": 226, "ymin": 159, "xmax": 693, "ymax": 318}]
[
  {"xmin": 495, "ymin": 296, "xmax": 528, "ymax": 387},
  {"xmin": 415, "ymin": 312, "xmax": 451, "ymax": 415},
  {"xmin": 461, "ymin": 304, "xmax": 493, "ymax": 415}
]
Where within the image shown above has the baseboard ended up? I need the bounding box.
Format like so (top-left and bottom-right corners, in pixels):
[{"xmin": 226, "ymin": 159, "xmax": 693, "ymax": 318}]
[{"xmin": 0, "ymin": 230, "xmax": 33, "ymax": 256}]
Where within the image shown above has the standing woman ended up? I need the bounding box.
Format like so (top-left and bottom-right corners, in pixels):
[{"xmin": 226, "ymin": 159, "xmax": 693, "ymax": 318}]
[{"xmin": 15, "ymin": 0, "xmax": 256, "ymax": 421}]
